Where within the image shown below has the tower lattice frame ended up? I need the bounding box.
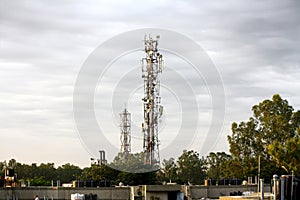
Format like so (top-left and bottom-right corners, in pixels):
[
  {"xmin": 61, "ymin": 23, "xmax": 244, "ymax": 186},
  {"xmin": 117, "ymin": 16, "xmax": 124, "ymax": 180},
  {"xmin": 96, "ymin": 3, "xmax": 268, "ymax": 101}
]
[
  {"xmin": 120, "ymin": 108, "xmax": 131, "ymax": 155},
  {"xmin": 142, "ymin": 35, "xmax": 164, "ymax": 166}
]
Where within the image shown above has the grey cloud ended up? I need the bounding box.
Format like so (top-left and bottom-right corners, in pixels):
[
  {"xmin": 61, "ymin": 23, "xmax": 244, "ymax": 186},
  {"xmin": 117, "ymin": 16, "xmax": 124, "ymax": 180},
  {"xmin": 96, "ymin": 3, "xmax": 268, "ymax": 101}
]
[{"xmin": 0, "ymin": 0, "xmax": 299, "ymax": 166}]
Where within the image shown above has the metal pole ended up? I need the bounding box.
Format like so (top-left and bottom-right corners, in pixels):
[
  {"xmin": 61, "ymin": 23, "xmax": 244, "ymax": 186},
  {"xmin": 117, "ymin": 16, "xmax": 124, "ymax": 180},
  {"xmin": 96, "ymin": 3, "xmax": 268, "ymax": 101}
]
[
  {"xmin": 291, "ymin": 170, "xmax": 294, "ymax": 200},
  {"xmin": 260, "ymin": 179, "xmax": 264, "ymax": 200},
  {"xmin": 273, "ymin": 175, "xmax": 278, "ymax": 200},
  {"xmin": 258, "ymin": 155, "xmax": 261, "ymax": 193},
  {"xmin": 281, "ymin": 176, "xmax": 285, "ymax": 200}
]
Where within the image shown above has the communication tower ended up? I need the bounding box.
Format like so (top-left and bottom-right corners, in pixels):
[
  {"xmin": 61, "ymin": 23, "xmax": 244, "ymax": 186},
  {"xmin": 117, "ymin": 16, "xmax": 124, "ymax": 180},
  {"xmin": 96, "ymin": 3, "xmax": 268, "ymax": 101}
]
[
  {"xmin": 141, "ymin": 35, "xmax": 164, "ymax": 166},
  {"xmin": 120, "ymin": 108, "xmax": 131, "ymax": 154}
]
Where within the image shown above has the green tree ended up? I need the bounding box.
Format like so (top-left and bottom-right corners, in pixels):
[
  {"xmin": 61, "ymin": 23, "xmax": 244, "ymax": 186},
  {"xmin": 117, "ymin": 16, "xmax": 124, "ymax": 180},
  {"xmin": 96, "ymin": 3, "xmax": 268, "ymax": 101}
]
[
  {"xmin": 268, "ymin": 136, "xmax": 300, "ymax": 175},
  {"xmin": 29, "ymin": 176, "xmax": 51, "ymax": 186},
  {"xmin": 206, "ymin": 152, "xmax": 232, "ymax": 180},
  {"xmin": 80, "ymin": 163, "xmax": 119, "ymax": 181},
  {"xmin": 228, "ymin": 94, "xmax": 300, "ymax": 179},
  {"xmin": 158, "ymin": 157, "xmax": 178, "ymax": 183},
  {"xmin": 81, "ymin": 164, "xmax": 102, "ymax": 180},
  {"xmin": 38, "ymin": 163, "xmax": 56, "ymax": 180},
  {"xmin": 109, "ymin": 152, "xmax": 157, "ymax": 185},
  {"xmin": 16, "ymin": 163, "xmax": 34, "ymax": 180},
  {"xmin": 15, "ymin": 161, "xmax": 83, "ymax": 185},
  {"xmin": 56, "ymin": 163, "xmax": 82, "ymax": 183},
  {"xmin": 110, "ymin": 152, "xmax": 156, "ymax": 173},
  {"xmin": 177, "ymin": 150, "xmax": 206, "ymax": 185}
]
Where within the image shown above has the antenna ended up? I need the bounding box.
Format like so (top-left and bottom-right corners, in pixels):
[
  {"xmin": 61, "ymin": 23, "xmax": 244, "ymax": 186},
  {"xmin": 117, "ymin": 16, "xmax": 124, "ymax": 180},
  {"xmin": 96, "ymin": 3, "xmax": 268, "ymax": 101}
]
[{"xmin": 142, "ymin": 35, "xmax": 164, "ymax": 167}]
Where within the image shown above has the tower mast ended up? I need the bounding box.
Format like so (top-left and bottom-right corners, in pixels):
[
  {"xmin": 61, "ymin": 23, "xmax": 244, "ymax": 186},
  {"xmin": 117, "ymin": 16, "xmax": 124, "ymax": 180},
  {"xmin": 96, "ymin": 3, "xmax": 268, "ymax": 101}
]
[
  {"xmin": 142, "ymin": 35, "xmax": 164, "ymax": 167},
  {"xmin": 120, "ymin": 108, "xmax": 131, "ymax": 155}
]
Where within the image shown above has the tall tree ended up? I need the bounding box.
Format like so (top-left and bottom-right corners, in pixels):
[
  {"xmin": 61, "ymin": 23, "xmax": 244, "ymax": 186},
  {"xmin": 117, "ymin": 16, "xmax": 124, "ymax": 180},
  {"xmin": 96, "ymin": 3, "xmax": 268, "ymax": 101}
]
[
  {"xmin": 159, "ymin": 157, "xmax": 178, "ymax": 182},
  {"xmin": 56, "ymin": 163, "xmax": 82, "ymax": 183},
  {"xmin": 228, "ymin": 94, "xmax": 300, "ymax": 179},
  {"xmin": 267, "ymin": 135, "xmax": 300, "ymax": 175},
  {"xmin": 206, "ymin": 152, "xmax": 232, "ymax": 180},
  {"xmin": 109, "ymin": 152, "xmax": 157, "ymax": 185},
  {"xmin": 38, "ymin": 163, "xmax": 56, "ymax": 180},
  {"xmin": 110, "ymin": 152, "xmax": 155, "ymax": 173},
  {"xmin": 177, "ymin": 150, "xmax": 206, "ymax": 185}
]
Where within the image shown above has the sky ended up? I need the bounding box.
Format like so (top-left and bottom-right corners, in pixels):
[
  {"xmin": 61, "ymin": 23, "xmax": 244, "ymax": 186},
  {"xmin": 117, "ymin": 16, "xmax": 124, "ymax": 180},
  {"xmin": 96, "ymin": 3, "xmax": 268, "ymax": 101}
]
[{"xmin": 0, "ymin": 0, "xmax": 299, "ymax": 168}]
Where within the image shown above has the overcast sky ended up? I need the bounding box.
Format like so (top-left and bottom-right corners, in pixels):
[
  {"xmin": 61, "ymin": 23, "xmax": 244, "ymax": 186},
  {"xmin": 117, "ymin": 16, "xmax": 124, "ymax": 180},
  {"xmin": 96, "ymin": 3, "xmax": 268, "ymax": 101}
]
[{"xmin": 0, "ymin": 0, "xmax": 299, "ymax": 168}]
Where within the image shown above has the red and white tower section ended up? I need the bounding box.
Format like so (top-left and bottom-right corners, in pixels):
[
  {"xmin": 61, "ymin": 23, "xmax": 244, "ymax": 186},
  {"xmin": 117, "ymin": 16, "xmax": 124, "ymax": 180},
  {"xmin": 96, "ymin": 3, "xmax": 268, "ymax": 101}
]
[
  {"xmin": 120, "ymin": 108, "xmax": 131, "ymax": 155},
  {"xmin": 142, "ymin": 35, "xmax": 164, "ymax": 167}
]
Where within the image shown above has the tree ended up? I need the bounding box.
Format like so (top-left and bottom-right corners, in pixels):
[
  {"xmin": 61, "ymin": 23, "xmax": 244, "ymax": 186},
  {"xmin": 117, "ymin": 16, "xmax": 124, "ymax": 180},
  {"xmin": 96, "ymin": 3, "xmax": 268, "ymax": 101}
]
[
  {"xmin": 158, "ymin": 157, "xmax": 178, "ymax": 182},
  {"xmin": 228, "ymin": 94, "xmax": 300, "ymax": 179},
  {"xmin": 177, "ymin": 150, "xmax": 206, "ymax": 185},
  {"xmin": 56, "ymin": 163, "xmax": 82, "ymax": 183},
  {"xmin": 16, "ymin": 163, "xmax": 34, "ymax": 180},
  {"xmin": 110, "ymin": 152, "xmax": 156, "ymax": 173},
  {"xmin": 268, "ymin": 136, "xmax": 300, "ymax": 175},
  {"xmin": 81, "ymin": 164, "xmax": 103, "ymax": 180},
  {"xmin": 38, "ymin": 163, "xmax": 56, "ymax": 180},
  {"xmin": 228, "ymin": 119, "xmax": 261, "ymax": 179},
  {"xmin": 29, "ymin": 176, "xmax": 52, "ymax": 186},
  {"xmin": 206, "ymin": 152, "xmax": 232, "ymax": 180},
  {"xmin": 109, "ymin": 152, "xmax": 157, "ymax": 185}
]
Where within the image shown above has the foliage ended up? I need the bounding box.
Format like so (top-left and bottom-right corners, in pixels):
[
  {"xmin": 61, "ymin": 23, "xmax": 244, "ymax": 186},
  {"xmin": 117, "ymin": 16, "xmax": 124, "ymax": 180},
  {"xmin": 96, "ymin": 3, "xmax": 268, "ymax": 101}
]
[
  {"xmin": 80, "ymin": 164, "xmax": 118, "ymax": 181},
  {"xmin": 0, "ymin": 159, "xmax": 83, "ymax": 186},
  {"xmin": 38, "ymin": 163, "xmax": 56, "ymax": 180},
  {"xmin": 227, "ymin": 94, "xmax": 300, "ymax": 179},
  {"xmin": 28, "ymin": 176, "xmax": 52, "ymax": 186},
  {"xmin": 205, "ymin": 152, "xmax": 232, "ymax": 180},
  {"xmin": 268, "ymin": 136, "xmax": 300, "ymax": 175},
  {"xmin": 56, "ymin": 163, "xmax": 82, "ymax": 183},
  {"xmin": 177, "ymin": 150, "xmax": 206, "ymax": 185},
  {"xmin": 110, "ymin": 152, "xmax": 157, "ymax": 173},
  {"xmin": 116, "ymin": 171, "xmax": 156, "ymax": 185},
  {"xmin": 109, "ymin": 152, "xmax": 157, "ymax": 185},
  {"xmin": 158, "ymin": 157, "xmax": 178, "ymax": 182},
  {"xmin": 158, "ymin": 150, "xmax": 206, "ymax": 185}
]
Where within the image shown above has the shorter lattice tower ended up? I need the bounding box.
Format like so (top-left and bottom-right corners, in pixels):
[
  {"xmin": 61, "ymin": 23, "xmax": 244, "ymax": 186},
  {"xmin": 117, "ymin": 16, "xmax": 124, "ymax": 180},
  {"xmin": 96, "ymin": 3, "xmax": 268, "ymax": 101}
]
[{"xmin": 120, "ymin": 108, "xmax": 131, "ymax": 155}]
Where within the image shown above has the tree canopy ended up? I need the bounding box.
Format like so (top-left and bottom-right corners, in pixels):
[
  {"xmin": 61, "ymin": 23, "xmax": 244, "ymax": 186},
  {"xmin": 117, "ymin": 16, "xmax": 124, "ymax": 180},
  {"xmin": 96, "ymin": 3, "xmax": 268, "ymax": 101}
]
[
  {"xmin": 157, "ymin": 150, "xmax": 206, "ymax": 185},
  {"xmin": 205, "ymin": 152, "xmax": 232, "ymax": 180},
  {"xmin": 0, "ymin": 161, "xmax": 83, "ymax": 186},
  {"xmin": 228, "ymin": 94, "xmax": 300, "ymax": 178}
]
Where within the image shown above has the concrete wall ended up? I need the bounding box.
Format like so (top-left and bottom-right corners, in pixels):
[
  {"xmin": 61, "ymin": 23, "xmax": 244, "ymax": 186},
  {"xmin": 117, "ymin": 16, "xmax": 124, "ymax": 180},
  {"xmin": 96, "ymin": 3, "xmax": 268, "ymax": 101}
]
[
  {"xmin": 187, "ymin": 185, "xmax": 271, "ymax": 199},
  {"xmin": 145, "ymin": 192, "xmax": 168, "ymax": 200},
  {"xmin": 143, "ymin": 185, "xmax": 182, "ymax": 200},
  {"xmin": 0, "ymin": 187, "xmax": 130, "ymax": 200},
  {"xmin": 0, "ymin": 185, "xmax": 271, "ymax": 200}
]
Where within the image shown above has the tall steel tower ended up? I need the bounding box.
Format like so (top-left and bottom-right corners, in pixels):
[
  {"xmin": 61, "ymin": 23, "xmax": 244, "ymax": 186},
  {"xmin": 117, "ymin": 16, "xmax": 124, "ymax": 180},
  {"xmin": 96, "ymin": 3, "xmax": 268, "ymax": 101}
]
[
  {"xmin": 120, "ymin": 108, "xmax": 131, "ymax": 155},
  {"xmin": 142, "ymin": 35, "xmax": 164, "ymax": 166}
]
